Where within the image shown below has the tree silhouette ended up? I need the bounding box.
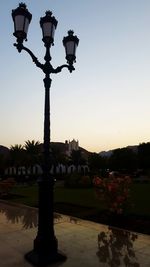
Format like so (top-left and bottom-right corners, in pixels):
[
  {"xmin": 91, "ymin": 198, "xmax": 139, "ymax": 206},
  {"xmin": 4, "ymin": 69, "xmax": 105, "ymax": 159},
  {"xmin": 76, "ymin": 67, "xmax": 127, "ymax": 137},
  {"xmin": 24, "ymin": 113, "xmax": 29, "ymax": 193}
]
[
  {"xmin": 24, "ymin": 140, "xmax": 41, "ymax": 175},
  {"xmin": 10, "ymin": 144, "xmax": 25, "ymax": 175},
  {"xmin": 138, "ymin": 142, "xmax": 150, "ymax": 169},
  {"xmin": 88, "ymin": 153, "xmax": 107, "ymax": 174},
  {"xmin": 70, "ymin": 149, "xmax": 86, "ymax": 167},
  {"xmin": 24, "ymin": 140, "xmax": 41, "ymax": 154},
  {"xmin": 109, "ymin": 148, "xmax": 137, "ymax": 172}
]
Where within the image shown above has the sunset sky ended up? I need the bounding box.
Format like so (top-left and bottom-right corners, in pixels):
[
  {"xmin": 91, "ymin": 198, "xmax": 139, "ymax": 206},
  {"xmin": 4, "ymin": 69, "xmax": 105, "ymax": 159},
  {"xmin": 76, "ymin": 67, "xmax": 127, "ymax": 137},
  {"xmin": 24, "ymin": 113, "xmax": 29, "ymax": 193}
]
[{"xmin": 0, "ymin": 0, "xmax": 150, "ymax": 152}]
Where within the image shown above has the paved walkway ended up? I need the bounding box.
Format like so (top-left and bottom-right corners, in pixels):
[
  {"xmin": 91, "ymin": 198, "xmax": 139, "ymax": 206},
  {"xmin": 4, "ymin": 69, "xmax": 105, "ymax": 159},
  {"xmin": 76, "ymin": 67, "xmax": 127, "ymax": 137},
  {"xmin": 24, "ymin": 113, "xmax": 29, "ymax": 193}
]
[{"xmin": 0, "ymin": 200, "xmax": 150, "ymax": 267}]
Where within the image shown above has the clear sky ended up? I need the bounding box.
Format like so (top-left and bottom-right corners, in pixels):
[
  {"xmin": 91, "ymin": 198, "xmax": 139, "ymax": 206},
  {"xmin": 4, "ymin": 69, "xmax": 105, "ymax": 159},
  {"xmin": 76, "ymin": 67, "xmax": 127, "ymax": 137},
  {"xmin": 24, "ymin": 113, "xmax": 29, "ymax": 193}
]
[{"xmin": 0, "ymin": 0, "xmax": 150, "ymax": 153}]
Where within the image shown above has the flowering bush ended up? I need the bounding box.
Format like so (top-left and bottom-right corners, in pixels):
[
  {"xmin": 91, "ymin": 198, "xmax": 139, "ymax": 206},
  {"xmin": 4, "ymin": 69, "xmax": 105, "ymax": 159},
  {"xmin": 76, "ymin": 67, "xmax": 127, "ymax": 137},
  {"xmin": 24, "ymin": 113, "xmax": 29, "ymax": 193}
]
[{"xmin": 93, "ymin": 175, "xmax": 132, "ymax": 214}]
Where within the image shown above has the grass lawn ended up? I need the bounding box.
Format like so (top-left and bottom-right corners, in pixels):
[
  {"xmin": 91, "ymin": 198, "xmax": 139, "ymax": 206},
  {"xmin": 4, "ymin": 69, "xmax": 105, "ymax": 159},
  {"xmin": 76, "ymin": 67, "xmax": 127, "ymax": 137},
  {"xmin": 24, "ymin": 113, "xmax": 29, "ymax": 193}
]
[
  {"xmin": 8, "ymin": 182, "xmax": 150, "ymax": 217},
  {"xmin": 54, "ymin": 187, "xmax": 102, "ymax": 208},
  {"xmin": 10, "ymin": 185, "xmax": 102, "ymax": 210},
  {"xmin": 10, "ymin": 184, "xmax": 38, "ymax": 207},
  {"xmin": 3, "ymin": 182, "xmax": 149, "ymax": 235}
]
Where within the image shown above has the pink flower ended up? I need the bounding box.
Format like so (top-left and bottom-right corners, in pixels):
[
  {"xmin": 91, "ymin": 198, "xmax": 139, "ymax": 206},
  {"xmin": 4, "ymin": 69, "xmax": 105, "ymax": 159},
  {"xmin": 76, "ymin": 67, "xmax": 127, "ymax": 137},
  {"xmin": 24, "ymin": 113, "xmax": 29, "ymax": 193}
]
[
  {"xmin": 93, "ymin": 177, "xmax": 103, "ymax": 186},
  {"xmin": 93, "ymin": 175, "xmax": 132, "ymax": 214}
]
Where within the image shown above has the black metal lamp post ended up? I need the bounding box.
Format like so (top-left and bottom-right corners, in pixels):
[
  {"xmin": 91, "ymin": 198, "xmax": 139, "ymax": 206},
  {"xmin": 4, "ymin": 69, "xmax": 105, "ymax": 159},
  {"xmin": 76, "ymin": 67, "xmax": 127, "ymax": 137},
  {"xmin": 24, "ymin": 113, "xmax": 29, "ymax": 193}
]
[{"xmin": 12, "ymin": 3, "xmax": 79, "ymax": 266}]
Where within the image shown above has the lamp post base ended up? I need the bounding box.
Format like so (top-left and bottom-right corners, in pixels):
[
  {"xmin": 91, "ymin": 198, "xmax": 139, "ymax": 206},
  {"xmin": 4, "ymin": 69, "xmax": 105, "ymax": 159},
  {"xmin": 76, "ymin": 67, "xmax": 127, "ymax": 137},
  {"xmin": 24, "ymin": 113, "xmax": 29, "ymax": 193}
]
[{"xmin": 25, "ymin": 250, "xmax": 67, "ymax": 266}]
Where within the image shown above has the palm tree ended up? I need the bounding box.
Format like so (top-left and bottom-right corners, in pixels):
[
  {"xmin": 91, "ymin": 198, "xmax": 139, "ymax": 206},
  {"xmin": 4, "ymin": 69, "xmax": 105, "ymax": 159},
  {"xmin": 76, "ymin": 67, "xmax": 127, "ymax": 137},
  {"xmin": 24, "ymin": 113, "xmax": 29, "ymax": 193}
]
[
  {"xmin": 10, "ymin": 144, "xmax": 24, "ymax": 151},
  {"xmin": 10, "ymin": 144, "xmax": 25, "ymax": 176},
  {"xmin": 24, "ymin": 140, "xmax": 41, "ymax": 176},
  {"xmin": 24, "ymin": 140, "xmax": 41, "ymax": 154}
]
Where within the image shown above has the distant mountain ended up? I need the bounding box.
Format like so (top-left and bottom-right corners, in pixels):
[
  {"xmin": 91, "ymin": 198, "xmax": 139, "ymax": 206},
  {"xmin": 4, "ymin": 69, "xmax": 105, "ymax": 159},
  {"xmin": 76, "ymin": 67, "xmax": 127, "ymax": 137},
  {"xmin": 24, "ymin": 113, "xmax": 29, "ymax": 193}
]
[
  {"xmin": 0, "ymin": 143, "xmax": 141, "ymax": 159},
  {"xmin": 99, "ymin": 145, "xmax": 138, "ymax": 158},
  {"xmin": 99, "ymin": 150, "xmax": 113, "ymax": 158},
  {"xmin": 126, "ymin": 145, "xmax": 138, "ymax": 153}
]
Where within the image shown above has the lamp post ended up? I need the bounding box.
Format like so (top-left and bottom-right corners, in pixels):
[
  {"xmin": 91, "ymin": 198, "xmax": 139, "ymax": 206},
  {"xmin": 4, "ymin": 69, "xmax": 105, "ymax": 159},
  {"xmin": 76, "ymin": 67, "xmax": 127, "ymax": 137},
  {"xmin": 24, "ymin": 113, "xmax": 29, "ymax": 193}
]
[{"xmin": 12, "ymin": 3, "xmax": 79, "ymax": 266}]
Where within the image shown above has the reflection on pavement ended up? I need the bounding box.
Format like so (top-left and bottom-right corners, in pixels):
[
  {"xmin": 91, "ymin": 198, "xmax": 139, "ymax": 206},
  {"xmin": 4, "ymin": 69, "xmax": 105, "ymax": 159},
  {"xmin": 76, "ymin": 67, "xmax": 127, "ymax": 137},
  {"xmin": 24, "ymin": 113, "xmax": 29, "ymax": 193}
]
[
  {"xmin": 97, "ymin": 227, "xmax": 140, "ymax": 267},
  {"xmin": 0, "ymin": 202, "xmax": 38, "ymax": 229},
  {"xmin": 0, "ymin": 202, "xmax": 63, "ymax": 229}
]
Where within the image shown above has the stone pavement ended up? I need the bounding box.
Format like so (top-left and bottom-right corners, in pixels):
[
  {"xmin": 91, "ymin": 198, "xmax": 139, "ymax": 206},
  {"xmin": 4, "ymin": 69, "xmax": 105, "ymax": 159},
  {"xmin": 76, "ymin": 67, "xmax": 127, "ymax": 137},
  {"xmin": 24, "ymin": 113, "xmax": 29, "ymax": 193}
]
[{"xmin": 0, "ymin": 200, "xmax": 150, "ymax": 267}]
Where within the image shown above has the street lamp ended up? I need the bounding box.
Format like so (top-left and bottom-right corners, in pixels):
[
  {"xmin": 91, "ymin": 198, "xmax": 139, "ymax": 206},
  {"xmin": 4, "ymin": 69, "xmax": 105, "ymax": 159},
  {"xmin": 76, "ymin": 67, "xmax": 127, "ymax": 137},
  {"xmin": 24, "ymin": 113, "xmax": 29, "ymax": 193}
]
[{"xmin": 12, "ymin": 3, "xmax": 79, "ymax": 266}]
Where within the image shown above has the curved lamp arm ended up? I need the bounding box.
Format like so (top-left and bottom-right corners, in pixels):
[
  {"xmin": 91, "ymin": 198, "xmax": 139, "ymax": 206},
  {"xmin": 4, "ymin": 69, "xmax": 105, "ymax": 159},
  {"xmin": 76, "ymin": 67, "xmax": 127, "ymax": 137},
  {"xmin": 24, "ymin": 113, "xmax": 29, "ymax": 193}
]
[
  {"xmin": 14, "ymin": 43, "xmax": 75, "ymax": 74},
  {"xmin": 53, "ymin": 64, "xmax": 75, "ymax": 74},
  {"xmin": 14, "ymin": 43, "xmax": 43, "ymax": 70}
]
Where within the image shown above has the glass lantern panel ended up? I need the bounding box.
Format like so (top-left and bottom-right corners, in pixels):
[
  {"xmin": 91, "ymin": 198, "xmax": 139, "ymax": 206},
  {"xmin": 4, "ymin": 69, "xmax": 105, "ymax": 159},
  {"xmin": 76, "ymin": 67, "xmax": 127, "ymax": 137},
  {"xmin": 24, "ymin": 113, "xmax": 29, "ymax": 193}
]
[
  {"xmin": 51, "ymin": 24, "xmax": 56, "ymax": 38},
  {"xmin": 15, "ymin": 15, "xmax": 25, "ymax": 31},
  {"xmin": 74, "ymin": 43, "xmax": 77, "ymax": 54},
  {"xmin": 66, "ymin": 41, "xmax": 75, "ymax": 55},
  {"xmin": 24, "ymin": 18, "xmax": 30, "ymax": 34},
  {"xmin": 42, "ymin": 22, "xmax": 53, "ymax": 37}
]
